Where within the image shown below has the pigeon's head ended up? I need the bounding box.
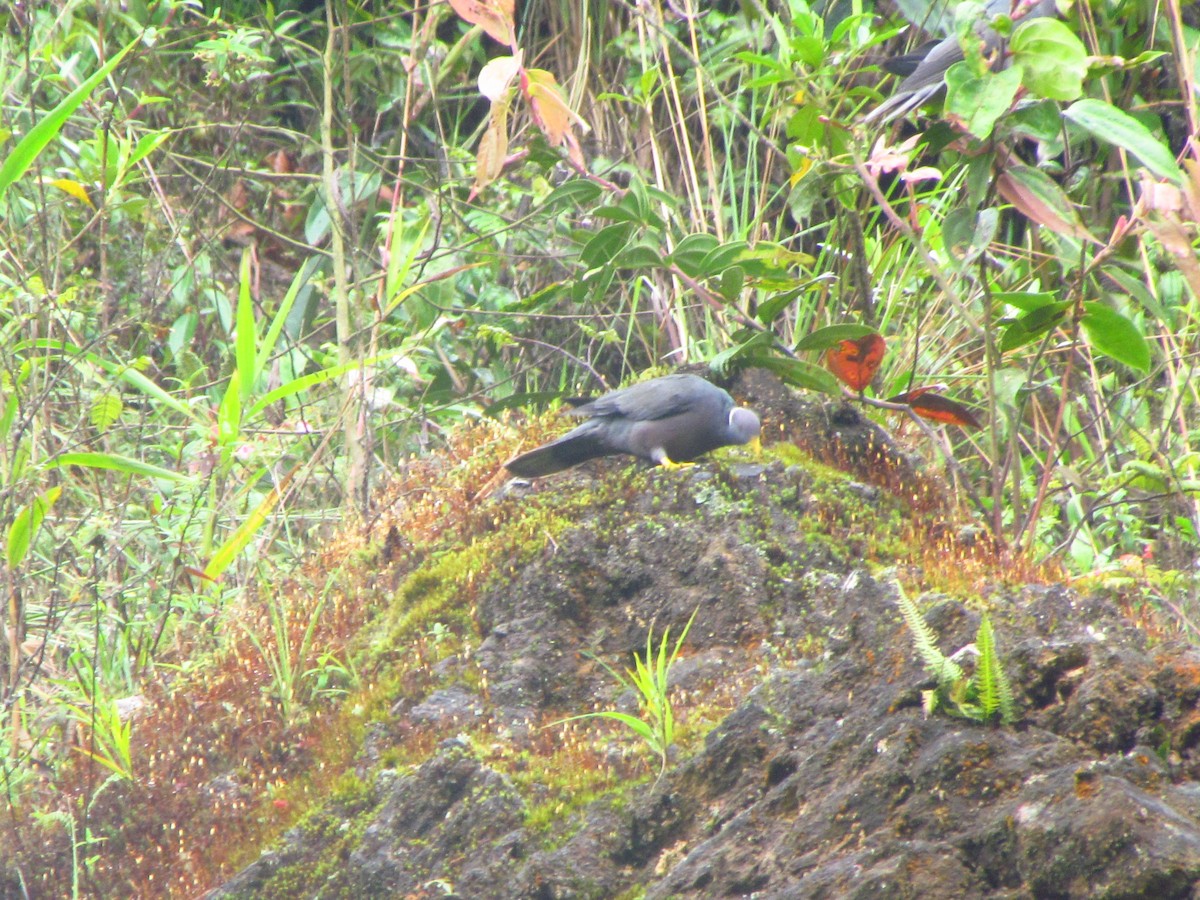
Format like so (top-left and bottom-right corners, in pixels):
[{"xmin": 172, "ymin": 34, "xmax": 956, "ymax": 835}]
[{"xmin": 728, "ymin": 407, "xmax": 762, "ymax": 452}]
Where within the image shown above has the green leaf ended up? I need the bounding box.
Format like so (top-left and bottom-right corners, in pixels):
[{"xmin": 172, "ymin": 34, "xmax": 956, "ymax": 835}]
[
  {"xmin": 999, "ymin": 300, "xmax": 1069, "ymax": 353},
  {"xmin": 943, "ymin": 206, "xmax": 999, "ymax": 267},
  {"xmin": 6, "ymin": 487, "xmax": 61, "ymax": 569},
  {"xmin": 994, "ymin": 291, "xmax": 1060, "ymax": 313},
  {"xmin": 709, "ymin": 330, "xmax": 775, "ymax": 375},
  {"xmin": 541, "ymin": 179, "xmax": 602, "ymax": 209},
  {"xmin": 944, "ymin": 62, "xmax": 1023, "ymax": 140},
  {"xmin": 974, "ymin": 615, "xmax": 1015, "ymax": 724},
  {"xmin": 580, "ymin": 223, "xmax": 634, "ymax": 267},
  {"xmin": 753, "ymin": 356, "xmax": 842, "ymax": 394},
  {"xmin": 794, "ymin": 323, "xmax": 878, "ymax": 352},
  {"xmin": 1064, "ymin": 99, "xmax": 1184, "ymax": 184},
  {"xmin": 1010, "ymin": 18, "xmax": 1088, "ymax": 101},
  {"xmin": 718, "ymin": 266, "xmax": 745, "ymax": 303},
  {"xmin": 204, "ymin": 477, "xmax": 287, "ymax": 580},
  {"xmin": 90, "ymin": 393, "xmax": 123, "ymax": 433},
  {"xmin": 756, "ymin": 289, "xmax": 803, "ymax": 325},
  {"xmin": 235, "ymin": 250, "xmax": 257, "ymax": 406},
  {"xmin": 48, "ymin": 452, "xmax": 188, "ymax": 481},
  {"xmin": 698, "ymin": 240, "xmax": 750, "ymax": 275},
  {"xmin": 670, "ymin": 233, "xmax": 721, "ymax": 277},
  {"xmin": 0, "ymin": 37, "xmax": 140, "ymax": 199},
  {"xmin": 997, "ymin": 164, "xmax": 1092, "ymax": 241},
  {"xmin": 592, "ymin": 205, "xmax": 648, "ymax": 225},
  {"xmin": 1079, "ymin": 302, "xmax": 1151, "ymax": 371},
  {"xmin": 613, "ymin": 242, "xmax": 665, "ymax": 270}
]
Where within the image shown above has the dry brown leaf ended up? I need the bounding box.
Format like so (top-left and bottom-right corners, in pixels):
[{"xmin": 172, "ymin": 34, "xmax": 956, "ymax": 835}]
[
  {"xmin": 996, "ymin": 170, "xmax": 1093, "ymax": 242},
  {"xmin": 470, "ymin": 106, "xmax": 509, "ymax": 200}
]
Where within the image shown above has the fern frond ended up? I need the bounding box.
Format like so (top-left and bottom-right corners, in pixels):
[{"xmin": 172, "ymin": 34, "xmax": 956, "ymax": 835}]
[
  {"xmin": 975, "ymin": 615, "xmax": 1015, "ymax": 724},
  {"xmin": 894, "ymin": 582, "xmax": 964, "ymax": 684}
]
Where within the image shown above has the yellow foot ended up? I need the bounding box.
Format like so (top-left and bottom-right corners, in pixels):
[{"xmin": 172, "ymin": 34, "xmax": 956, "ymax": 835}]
[{"xmin": 658, "ymin": 457, "xmax": 694, "ymax": 470}]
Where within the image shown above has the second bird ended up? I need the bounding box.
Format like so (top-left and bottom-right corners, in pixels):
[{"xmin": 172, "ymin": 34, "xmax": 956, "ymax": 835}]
[{"xmin": 505, "ymin": 373, "xmax": 761, "ymax": 477}]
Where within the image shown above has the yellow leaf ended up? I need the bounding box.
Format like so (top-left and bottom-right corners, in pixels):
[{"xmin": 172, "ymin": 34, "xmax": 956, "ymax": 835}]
[
  {"xmin": 49, "ymin": 178, "xmax": 94, "ymax": 207},
  {"xmin": 523, "ymin": 69, "xmax": 590, "ymax": 147}
]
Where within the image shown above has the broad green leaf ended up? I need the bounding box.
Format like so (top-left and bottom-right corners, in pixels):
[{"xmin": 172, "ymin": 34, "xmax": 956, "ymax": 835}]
[
  {"xmin": 264, "ymin": 255, "xmax": 321, "ymax": 365},
  {"xmin": 1010, "ymin": 18, "xmax": 1088, "ymax": 101},
  {"xmin": 125, "ymin": 129, "xmax": 171, "ymax": 170},
  {"xmin": 738, "ymin": 242, "xmax": 814, "ymax": 273},
  {"xmin": 613, "ymin": 242, "xmax": 664, "ymax": 270},
  {"xmin": 219, "ymin": 370, "xmax": 242, "ymax": 446},
  {"xmin": 1064, "ymin": 99, "xmax": 1184, "ymax": 184},
  {"xmin": 580, "ymin": 222, "xmax": 633, "ymax": 267},
  {"xmin": 945, "ymin": 63, "xmax": 1023, "ymax": 141},
  {"xmin": 756, "ymin": 288, "xmax": 804, "ymax": 325},
  {"xmin": 670, "ymin": 233, "xmax": 721, "ymax": 277},
  {"xmin": 1080, "ymin": 302, "xmax": 1151, "ymax": 371},
  {"xmin": 994, "ymin": 291, "xmax": 1060, "ymax": 313},
  {"xmin": 944, "ymin": 206, "xmax": 999, "ymax": 266},
  {"xmin": 999, "ymin": 301, "xmax": 1069, "ymax": 353},
  {"xmin": 592, "ymin": 205, "xmax": 649, "ymax": 225},
  {"xmin": 541, "ymin": 179, "xmax": 602, "ymax": 209},
  {"xmin": 0, "ymin": 37, "xmax": 139, "ymax": 199},
  {"xmin": 6, "ymin": 486, "xmax": 61, "ymax": 569},
  {"xmin": 718, "ymin": 266, "xmax": 745, "ymax": 303},
  {"xmin": 709, "ymin": 330, "xmax": 775, "ymax": 375},
  {"xmin": 699, "ymin": 241, "xmax": 750, "ymax": 275},
  {"xmin": 795, "ymin": 323, "xmax": 878, "ymax": 352},
  {"xmin": 753, "ymin": 356, "xmax": 842, "ymax": 394}
]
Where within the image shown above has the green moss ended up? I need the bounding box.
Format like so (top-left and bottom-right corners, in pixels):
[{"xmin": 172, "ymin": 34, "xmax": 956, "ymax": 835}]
[{"xmin": 248, "ymin": 771, "xmax": 381, "ymax": 899}]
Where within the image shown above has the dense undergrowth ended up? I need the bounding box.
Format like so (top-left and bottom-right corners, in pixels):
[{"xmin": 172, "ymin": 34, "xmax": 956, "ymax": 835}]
[{"xmin": 1, "ymin": 0, "xmax": 1197, "ymax": 893}]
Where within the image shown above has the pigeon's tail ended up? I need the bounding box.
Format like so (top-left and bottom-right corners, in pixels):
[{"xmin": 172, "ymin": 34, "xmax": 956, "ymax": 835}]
[
  {"xmin": 504, "ymin": 424, "xmax": 610, "ymax": 477},
  {"xmin": 861, "ymin": 83, "xmax": 943, "ymax": 124}
]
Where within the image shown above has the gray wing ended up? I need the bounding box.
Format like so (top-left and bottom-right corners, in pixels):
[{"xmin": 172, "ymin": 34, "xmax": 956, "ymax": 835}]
[{"xmin": 572, "ymin": 375, "xmax": 724, "ymax": 423}]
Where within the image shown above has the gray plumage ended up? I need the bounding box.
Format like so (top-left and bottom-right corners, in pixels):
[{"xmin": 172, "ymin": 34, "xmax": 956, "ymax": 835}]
[
  {"xmin": 865, "ymin": 0, "xmax": 1058, "ymax": 124},
  {"xmin": 505, "ymin": 374, "xmax": 762, "ymax": 477}
]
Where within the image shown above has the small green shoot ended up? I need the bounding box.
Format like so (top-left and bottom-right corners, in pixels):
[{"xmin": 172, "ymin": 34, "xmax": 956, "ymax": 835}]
[{"xmin": 553, "ymin": 608, "xmax": 698, "ymax": 780}]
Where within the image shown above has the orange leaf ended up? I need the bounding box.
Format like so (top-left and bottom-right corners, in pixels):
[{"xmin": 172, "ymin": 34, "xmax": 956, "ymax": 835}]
[
  {"xmin": 889, "ymin": 389, "xmax": 982, "ymax": 429},
  {"xmin": 523, "ymin": 68, "xmax": 588, "ymax": 147},
  {"xmin": 447, "ymin": 0, "xmax": 515, "ymax": 47},
  {"xmin": 825, "ymin": 333, "xmax": 885, "ymax": 392}
]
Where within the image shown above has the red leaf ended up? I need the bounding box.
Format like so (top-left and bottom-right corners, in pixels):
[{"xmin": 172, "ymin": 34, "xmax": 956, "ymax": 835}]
[
  {"xmin": 888, "ymin": 390, "xmax": 983, "ymax": 428},
  {"xmin": 825, "ymin": 333, "xmax": 885, "ymax": 392}
]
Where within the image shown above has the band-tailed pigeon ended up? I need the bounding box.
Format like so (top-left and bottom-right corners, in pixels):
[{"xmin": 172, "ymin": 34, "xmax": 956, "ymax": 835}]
[
  {"xmin": 505, "ymin": 374, "xmax": 762, "ymax": 477},
  {"xmin": 865, "ymin": 0, "xmax": 1058, "ymax": 123}
]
